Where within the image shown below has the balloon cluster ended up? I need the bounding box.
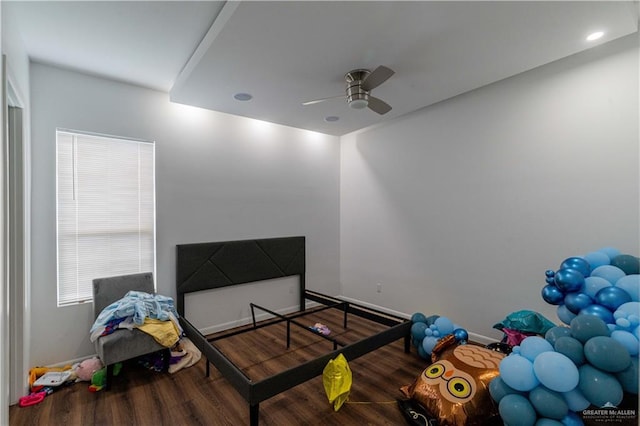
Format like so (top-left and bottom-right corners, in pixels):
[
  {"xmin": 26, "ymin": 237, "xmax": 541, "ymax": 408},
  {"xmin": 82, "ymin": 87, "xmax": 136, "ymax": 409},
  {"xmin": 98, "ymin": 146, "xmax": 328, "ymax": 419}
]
[
  {"xmin": 491, "ymin": 314, "xmax": 638, "ymax": 426},
  {"xmin": 409, "ymin": 313, "xmax": 468, "ymax": 359},
  {"xmin": 541, "ymin": 247, "xmax": 640, "ymax": 352}
]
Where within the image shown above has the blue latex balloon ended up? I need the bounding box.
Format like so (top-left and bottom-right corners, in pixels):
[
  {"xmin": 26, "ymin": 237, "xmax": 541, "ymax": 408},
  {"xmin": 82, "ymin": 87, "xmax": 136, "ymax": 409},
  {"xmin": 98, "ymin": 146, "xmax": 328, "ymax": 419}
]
[
  {"xmin": 564, "ymin": 292, "xmax": 593, "ymax": 314},
  {"xmin": 598, "ymin": 247, "xmax": 621, "ymax": 260},
  {"xmin": 542, "ymin": 284, "xmax": 565, "ymax": 305},
  {"xmin": 584, "ymin": 251, "xmax": 610, "ymax": 269},
  {"xmin": 570, "ymin": 314, "xmax": 610, "ymax": 343},
  {"xmin": 411, "ymin": 322, "xmax": 428, "ymax": 341},
  {"xmin": 434, "ymin": 316, "xmax": 454, "ymax": 335},
  {"xmin": 453, "ymin": 328, "xmax": 468, "ymax": 342},
  {"xmin": 583, "ymin": 336, "xmax": 631, "ymax": 373},
  {"xmin": 553, "ymin": 336, "xmax": 585, "ymax": 366},
  {"xmin": 554, "ymin": 269, "xmax": 585, "ymax": 293},
  {"xmin": 417, "ymin": 344, "xmax": 428, "ymax": 360},
  {"xmin": 499, "ymin": 394, "xmax": 537, "ymax": 426},
  {"xmin": 499, "ymin": 354, "xmax": 540, "ymax": 391},
  {"xmin": 422, "ymin": 336, "xmax": 438, "ymax": 355},
  {"xmin": 545, "ymin": 326, "xmax": 572, "ymax": 346},
  {"xmin": 560, "ymin": 257, "xmax": 591, "ymax": 279},
  {"xmin": 546, "ymin": 269, "xmax": 556, "ymax": 278},
  {"xmin": 557, "ymin": 305, "xmax": 577, "ymax": 325},
  {"xmin": 611, "ymin": 330, "xmax": 639, "ymax": 356},
  {"xmin": 560, "ymin": 411, "xmax": 585, "ymax": 426},
  {"xmin": 533, "ymin": 351, "xmax": 579, "ymax": 392},
  {"xmin": 591, "ymin": 265, "xmax": 626, "ymax": 285},
  {"xmin": 579, "ymin": 305, "xmax": 614, "ymax": 324},
  {"xmin": 615, "ymin": 356, "xmax": 638, "ymax": 394},
  {"xmin": 615, "ymin": 275, "xmax": 640, "ymax": 302},
  {"xmin": 561, "ymin": 388, "xmax": 591, "ymax": 411},
  {"xmin": 578, "ymin": 364, "xmax": 623, "ymax": 407},
  {"xmin": 595, "ymin": 286, "xmax": 631, "ymax": 311},
  {"xmin": 529, "ymin": 386, "xmax": 568, "ymax": 420},
  {"xmin": 611, "ymin": 254, "xmax": 640, "ymax": 275},
  {"xmin": 411, "ymin": 312, "xmax": 428, "ymax": 324},
  {"xmin": 488, "ymin": 376, "xmax": 525, "ymax": 403},
  {"xmin": 583, "ymin": 276, "xmax": 612, "ymax": 299},
  {"xmin": 520, "ymin": 336, "xmax": 554, "ymax": 362}
]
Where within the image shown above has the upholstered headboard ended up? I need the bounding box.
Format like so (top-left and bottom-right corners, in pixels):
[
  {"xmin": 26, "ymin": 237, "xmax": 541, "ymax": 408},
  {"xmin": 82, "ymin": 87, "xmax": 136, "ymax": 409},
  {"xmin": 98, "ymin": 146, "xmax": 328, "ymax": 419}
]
[{"xmin": 176, "ymin": 236, "xmax": 305, "ymax": 316}]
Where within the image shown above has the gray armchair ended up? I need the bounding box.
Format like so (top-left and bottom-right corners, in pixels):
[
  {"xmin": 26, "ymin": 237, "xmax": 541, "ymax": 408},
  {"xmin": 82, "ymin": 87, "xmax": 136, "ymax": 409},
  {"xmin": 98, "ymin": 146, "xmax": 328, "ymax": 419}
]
[{"xmin": 92, "ymin": 272, "xmax": 170, "ymax": 389}]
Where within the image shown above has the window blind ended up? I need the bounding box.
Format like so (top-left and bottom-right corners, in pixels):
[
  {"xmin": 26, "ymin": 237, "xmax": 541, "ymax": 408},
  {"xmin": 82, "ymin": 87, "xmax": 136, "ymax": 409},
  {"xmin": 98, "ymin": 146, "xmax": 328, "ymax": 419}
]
[{"xmin": 56, "ymin": 130, "xmax": 155, "ymax": 306}]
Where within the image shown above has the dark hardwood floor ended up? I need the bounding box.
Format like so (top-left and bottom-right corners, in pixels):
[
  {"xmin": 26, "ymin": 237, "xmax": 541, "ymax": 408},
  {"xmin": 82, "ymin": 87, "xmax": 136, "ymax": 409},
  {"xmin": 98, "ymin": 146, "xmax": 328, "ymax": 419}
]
[{"xmin": 10, "ymin": 309, "xmax": 427, "ymax": 426}]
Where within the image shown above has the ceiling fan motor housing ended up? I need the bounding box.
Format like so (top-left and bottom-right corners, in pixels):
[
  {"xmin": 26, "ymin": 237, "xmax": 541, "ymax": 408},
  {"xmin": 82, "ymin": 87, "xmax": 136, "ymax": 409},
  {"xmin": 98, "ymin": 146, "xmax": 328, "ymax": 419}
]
[{"xmin": 345, "ymin": 69, "xmax": 370, "ymax": 109}]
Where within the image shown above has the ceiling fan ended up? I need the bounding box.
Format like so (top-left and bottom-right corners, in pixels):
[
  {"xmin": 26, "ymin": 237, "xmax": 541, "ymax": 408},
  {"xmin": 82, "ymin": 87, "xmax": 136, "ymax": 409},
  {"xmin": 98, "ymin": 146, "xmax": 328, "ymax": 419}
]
[{"xmin": 302, "ymin": 65, "xmax": 395, "ymax": 114}]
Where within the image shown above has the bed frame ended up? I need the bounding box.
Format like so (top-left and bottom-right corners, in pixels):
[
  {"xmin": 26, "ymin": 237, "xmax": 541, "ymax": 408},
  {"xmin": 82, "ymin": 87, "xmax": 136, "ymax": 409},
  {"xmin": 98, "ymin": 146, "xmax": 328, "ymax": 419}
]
[{"xmin": 176, "ymin": 236, "xmax": 411, "ymax": 425}]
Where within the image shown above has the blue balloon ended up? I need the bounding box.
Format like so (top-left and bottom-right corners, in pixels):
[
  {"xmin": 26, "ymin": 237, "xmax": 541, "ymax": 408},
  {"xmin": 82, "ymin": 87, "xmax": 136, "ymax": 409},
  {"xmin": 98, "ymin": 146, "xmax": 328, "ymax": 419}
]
[
  {"xmin": 560, "ymin": 411, "xmax": 585, "ymax": 426},
  {"xmin": 560, "ymin": 257, "xmax": 591, "ymax": 278},
  {"xmin": 578, "ymin": 364, "xmax": 623, "ymax": 407},
  {"xmin": 545, "ymin": 326, "xmax": 572, "ymax": 345},
  {"xmin": 615, "ymin": 356, "xmax": 638, "ymax": 394},
  {"xmin": 546, "ymin": 269, "xmax": 556, "ymax": 278},
  {"xmin": 411, "ymin": 312, "xmax": 428, "ymax": 323},
  {"xmin": 570, "ymin": 314, "xmax": 610, "ymax": 343},
  {"xmin": 583, "ymin": 276, "xmax": 612, "ymax": 299},
  {"xmin": 557, "ymin": 305, "xmax": 577, "ymax": 325},
  {"xmin": 611, "ymin": 330, "xmax": 639, "ymax": 356},
  {"xmin": 411, "ymin": 322, "xmax": 428, "ymax": 341},
  {"xmin": 542, "ymin": 284, "xmax": 565, "ymax": 305},
  {"xmin": 488, "ymin": 376, "xmax": 525, "ymax": 403},
  {"xmin": 591, "ymin": 265, "xmax": 626, "ymax": 285},
  {"xmin": 421, "ymin": 336, "xmax": 438, "ymax": 355},
  {"xmin": 520, "ymin": 336, "xmax": 554, "ymax": 361},
  {"xmin": 528, "ymin": 386, "xmax": 568, "ymax": 420},
  {"xmin": 499, "ymin": 394, "xmax": 537, "ymax": 426},
  {"xmin": 611, "ymin": 254, "xmax": 640, "ymax": 275},
  {"xmin": 536, "ymin": 419, "xmax": 563, "ymax": 426},
  {"xmin": 584, "ymin": 251, "xmax": 610, "ymax": 269},
  {"xmin": 564, "ymin": 292, "xmax": 593, "ymax": 314},
  {"xmin": 561, "ymin": 388, "xmax": 591, "ymax": 411},
  {"xmin": 553, "ymin": 336, "xmax": 585, "ymax": 366},
  {"xmin": 615, "ymin": 275, "xmax": 640, "ymax": 302},
  {"xmin": 434, "ymin": 316, "xmax": 454, "ymax": 335},
  {"xmin": 453, "ymin": 328, "xmax": 468, "ymax": 342},
  {"xmin": 598, "ymin": 247, "xmax": 621, "ymax": 260},
  {"xmin": 595, "ymin": 286, "xmax": 631, "ymax": 311},
  {"xmin": 499, "ymin": 354, "xmax": 540, "ymax": 391},
  {"xmin": 583, "ymin": 336, "xmax": 631, "ymax": 373},
  {"xmin": 579, "ymin": 305, "xmax": 614, "ymax": 324},
  {"xmin": 554, "ymin": 269, "xmax": 585, "ymax": 292},
  {"xmin": 533, "ymin": 351, "xmax": 579, "ymax": 392}
]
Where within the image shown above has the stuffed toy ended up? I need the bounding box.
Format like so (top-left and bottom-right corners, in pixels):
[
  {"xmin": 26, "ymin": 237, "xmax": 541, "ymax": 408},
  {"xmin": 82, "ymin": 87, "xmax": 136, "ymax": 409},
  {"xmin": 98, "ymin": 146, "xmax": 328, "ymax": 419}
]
[
  {"xmin": 88, "ymin": 362, "xmax": 122, "ymax": 392},
  {"xmin": 74, "ymin": 357, "xmax": 103, "ymax": 382}
]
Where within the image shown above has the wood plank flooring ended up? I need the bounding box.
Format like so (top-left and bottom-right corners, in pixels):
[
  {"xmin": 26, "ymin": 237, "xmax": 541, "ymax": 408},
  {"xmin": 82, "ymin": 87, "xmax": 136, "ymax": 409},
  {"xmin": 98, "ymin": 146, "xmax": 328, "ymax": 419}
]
[{"xmin": 9, "ymin": 308, "xmax": 427, "ymax": 426}]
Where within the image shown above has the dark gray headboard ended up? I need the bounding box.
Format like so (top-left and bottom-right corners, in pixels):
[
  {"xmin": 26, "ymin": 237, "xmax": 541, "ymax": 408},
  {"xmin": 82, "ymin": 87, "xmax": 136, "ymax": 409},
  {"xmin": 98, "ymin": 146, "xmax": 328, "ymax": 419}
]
[{"xmin": 176, "ymin": 236, "xmax": 305, "ymax": 316}]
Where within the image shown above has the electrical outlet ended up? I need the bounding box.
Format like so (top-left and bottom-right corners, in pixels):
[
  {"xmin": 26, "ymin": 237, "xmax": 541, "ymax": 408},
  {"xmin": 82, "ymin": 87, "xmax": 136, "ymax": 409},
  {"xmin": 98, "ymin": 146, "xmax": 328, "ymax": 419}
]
[{"xmin": 377, "ymin": 283, "xmax": 382, "ymax": 293}]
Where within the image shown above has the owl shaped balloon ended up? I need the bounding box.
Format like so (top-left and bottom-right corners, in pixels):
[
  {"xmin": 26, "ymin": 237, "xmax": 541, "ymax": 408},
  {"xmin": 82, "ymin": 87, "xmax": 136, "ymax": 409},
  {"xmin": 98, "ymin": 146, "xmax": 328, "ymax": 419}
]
[{"xmin": 401, "ymin": 335, "xmax": 505, "ymax": 426}]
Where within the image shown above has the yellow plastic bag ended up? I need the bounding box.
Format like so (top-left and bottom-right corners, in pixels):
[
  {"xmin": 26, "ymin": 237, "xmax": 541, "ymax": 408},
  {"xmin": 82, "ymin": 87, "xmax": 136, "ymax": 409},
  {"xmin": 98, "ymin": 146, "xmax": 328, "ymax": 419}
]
[{"xmin": 322, "ymin": 353, "xmax": 352, "ymax": 411}]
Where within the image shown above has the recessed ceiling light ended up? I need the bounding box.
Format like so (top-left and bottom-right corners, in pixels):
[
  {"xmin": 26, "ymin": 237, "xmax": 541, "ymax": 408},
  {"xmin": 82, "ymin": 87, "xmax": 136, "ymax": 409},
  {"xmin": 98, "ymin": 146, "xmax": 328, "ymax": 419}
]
[
  {"xmin": 586, "ymin": 31, "xmax": 604, "ymax": 42},
  {"xmin": 324, "ymin": 116, "xmax": 339, "ymax": 122},
  {"xmin": 233, "ymin": 92, "xmax": 253, "ymax": 101}
]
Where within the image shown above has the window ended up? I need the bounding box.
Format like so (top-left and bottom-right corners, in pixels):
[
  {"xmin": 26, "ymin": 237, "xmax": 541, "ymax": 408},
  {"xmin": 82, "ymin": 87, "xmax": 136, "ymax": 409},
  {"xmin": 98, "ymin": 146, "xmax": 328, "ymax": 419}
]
[{"xmin": 56, "ymin": 130, "xmax": 155, "ymax": 306}]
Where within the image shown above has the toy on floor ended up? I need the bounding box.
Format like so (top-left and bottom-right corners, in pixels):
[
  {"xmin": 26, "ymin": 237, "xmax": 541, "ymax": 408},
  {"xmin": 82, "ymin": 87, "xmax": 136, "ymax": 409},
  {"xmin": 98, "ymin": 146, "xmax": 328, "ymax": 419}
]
[
  {"xmin": 401, "ymin": 334, "xmax": 505, "ymax": 425},
  {"xmin": 88, "ymin": 362, "xmax": 122, "ymax": 392},
  {"xmin": 311, "ymin": 323, "xmax": 331, "ymax": 335},
  {"xmin": 73, "ymin": 357, "xmax": 103, "ymax": 382},
  {"xmin": 28, "ymin": 364, "xmax": 72, "ymax": 392}
]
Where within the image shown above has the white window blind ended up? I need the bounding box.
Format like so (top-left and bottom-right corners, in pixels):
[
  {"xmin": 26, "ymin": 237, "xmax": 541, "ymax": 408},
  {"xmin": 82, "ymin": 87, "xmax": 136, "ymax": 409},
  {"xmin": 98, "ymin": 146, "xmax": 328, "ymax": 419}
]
[{"xmin": 56, "ymin": 130, "xmax": 155, "ymax": 306}]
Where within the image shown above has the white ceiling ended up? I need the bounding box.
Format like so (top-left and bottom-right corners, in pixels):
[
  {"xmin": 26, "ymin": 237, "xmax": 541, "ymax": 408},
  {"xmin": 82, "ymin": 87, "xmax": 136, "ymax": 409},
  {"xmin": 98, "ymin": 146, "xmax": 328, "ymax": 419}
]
[{"xmin": 7, "ymin": 1, "xmax": 639, "ymax": 136}]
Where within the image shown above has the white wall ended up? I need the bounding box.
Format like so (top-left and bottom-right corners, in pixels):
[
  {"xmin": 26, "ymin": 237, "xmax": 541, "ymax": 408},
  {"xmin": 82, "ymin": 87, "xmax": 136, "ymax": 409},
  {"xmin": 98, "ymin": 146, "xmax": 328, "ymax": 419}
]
[
  {"xmin": 29, "ymin": 63, "xmax": 341, "ymax": 365},
  {"xmin": 340, "ymin": 34, "xmax": 640, "ymax": 341}
]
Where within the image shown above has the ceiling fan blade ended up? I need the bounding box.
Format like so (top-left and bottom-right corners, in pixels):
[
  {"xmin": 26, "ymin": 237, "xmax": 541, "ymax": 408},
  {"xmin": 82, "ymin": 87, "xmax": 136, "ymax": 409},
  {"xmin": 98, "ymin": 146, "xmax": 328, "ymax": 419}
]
[
  {"xmin": 368, "ymin": 96, "xmax": 392, "ymax": 115},
  {"xmin": 361, "ymin": 65, "xmax": 395, "ymax": 91},
  {"xmin": 301, "ymin": 95, "xmax": 344, "ymax": 106}
]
